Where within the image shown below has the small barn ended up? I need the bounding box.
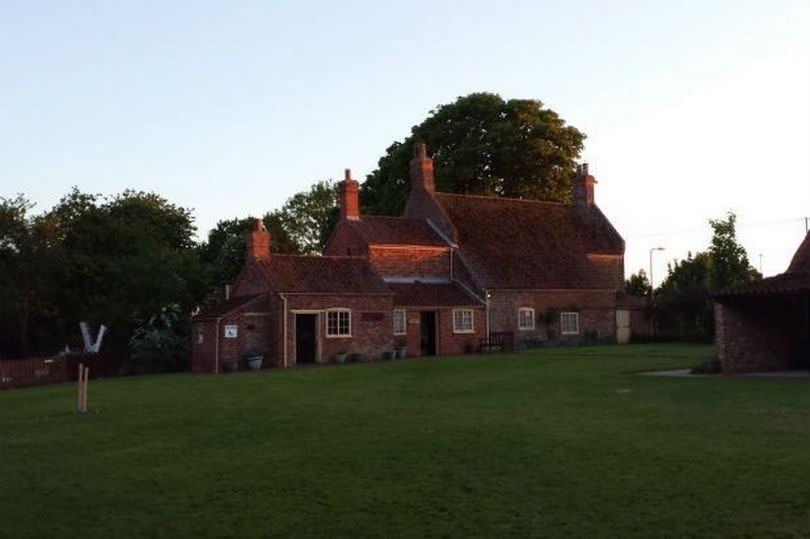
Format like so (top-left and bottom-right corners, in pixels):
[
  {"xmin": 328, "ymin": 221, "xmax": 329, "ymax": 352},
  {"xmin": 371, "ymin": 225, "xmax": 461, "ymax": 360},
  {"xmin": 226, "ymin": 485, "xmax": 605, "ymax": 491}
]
[{"xmin": 714, "ymin": 233, "xmax": 810, "ymax": 373}]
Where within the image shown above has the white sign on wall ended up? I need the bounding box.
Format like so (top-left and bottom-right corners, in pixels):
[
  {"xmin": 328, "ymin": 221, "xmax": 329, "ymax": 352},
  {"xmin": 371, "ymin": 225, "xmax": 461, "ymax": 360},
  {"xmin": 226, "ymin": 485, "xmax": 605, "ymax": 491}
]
[{"xmin": 224, "ymin": 325, "xmax": 238, "ymax": 339}]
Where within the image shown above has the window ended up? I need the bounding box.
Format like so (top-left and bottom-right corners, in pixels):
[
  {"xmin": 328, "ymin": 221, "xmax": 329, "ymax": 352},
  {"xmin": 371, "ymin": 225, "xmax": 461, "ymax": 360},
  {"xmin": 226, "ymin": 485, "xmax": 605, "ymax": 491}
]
[
  {"xmin": 326, "ymin": 309, "xmax": 351, "ymax": 337},
  {"xmin": 224, "ymin": 325, "xmax": 238, "ymax": 339},
  {"xmin": 393, "ymin": 309, "xmax": 406, "ymax": 335},
  {"xmin": 560, "ymin": 312, "xmax": 580, "ymax": 335},
  {"xmin": 518, "ymin": 308, "xmax": 535, "ymax": 330},
  {"xmin": 453, "ymin": 309, "xmax": 474, "ymax": 333}
]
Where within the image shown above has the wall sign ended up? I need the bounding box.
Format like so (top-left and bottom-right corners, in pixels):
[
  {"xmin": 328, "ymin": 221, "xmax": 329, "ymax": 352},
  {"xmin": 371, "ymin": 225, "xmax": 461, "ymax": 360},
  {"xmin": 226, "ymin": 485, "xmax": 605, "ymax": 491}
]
[{"xmin": 224, "ymin": 325, "xmax": 238, "ymax": 339}]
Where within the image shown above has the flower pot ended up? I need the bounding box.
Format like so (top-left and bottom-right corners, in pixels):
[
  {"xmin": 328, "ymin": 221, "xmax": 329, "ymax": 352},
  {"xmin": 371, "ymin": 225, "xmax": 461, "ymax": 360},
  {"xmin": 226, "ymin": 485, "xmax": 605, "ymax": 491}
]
[
  {"xmin": 335, "ymin": 353, "xmax": 347, "ymax": 364},
  {"xmin": 383, "ymin": 350, "xmax": 394, "ymax": 361},
  {"xmin": 395, "ymin": 346, "xmax": 407, "ymax": 359},
  {"xmin": 247, "ymin": 356, "xmax": 263, "ymax": 370}
]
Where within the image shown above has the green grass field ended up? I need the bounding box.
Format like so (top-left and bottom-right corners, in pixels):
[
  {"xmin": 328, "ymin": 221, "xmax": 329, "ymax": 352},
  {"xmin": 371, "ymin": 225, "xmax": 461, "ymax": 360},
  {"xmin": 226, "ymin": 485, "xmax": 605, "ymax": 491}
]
[{"xmin": 2, "ymin": 344, "xmax": 809, "ymax": 538}]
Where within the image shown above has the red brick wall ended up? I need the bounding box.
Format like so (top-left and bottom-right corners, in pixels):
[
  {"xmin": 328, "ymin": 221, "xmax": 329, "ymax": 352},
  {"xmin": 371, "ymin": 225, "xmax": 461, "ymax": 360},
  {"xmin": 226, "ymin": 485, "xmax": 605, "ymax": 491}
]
[
  {"xmin": 368, "ymin": 246, "xmax": 450, "ymax": 278},
  {"xmin": 191, "ymin": 297, "xmax": 275, "ymax": 373},
  {"xmin": 323, "ymin": 221, "xmax": 368, "ymax": 257},
  {"xmin": 487, "ymin": 289, "xmax": 617, "ymax": 345},
  {"xmin": 397, "ymin": 307, "xmax": 483, "ymax": 357},
  {"xmin": 282, "ymin": 295, "xmax": 395, "ymax": 365},
  {"xmin": 715, "ymin": 296, "xmax": 808, "ymax": 373}
]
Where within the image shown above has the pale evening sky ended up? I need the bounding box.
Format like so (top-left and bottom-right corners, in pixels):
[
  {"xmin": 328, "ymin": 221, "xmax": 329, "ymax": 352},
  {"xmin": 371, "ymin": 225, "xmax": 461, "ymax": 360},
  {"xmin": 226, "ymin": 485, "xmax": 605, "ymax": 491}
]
[{"xmin": 1, "ymin": 1, "xmax": 808, "ymax": 285}]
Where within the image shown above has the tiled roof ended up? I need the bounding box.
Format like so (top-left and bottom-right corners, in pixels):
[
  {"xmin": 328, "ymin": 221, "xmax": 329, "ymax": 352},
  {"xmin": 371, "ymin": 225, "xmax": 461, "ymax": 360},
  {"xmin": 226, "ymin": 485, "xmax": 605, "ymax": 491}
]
[
  {"xmin": 716, "ymin": 272, "xmax": 810, "ymax": 298},
  {"xmin": 436, "ymin": 193, "xmax": 624, "ymax": 289},
  {"xmin": 194, "ymin": 294, "xmax": 265, "ymax": 319},
  {"xmin": 787, "ymin": 233, "xmax": 810, "ymax": 273},
  {"xmin": 257, "ymin": 255, "xmax": 391, "ymax": 294},
  {"xmin": 345, "ymin": 216, "xmax": 448, "ymax": 247},
  {"xmin": 388, "ymin": 281, "xmax": 483, "ymax": 307}
]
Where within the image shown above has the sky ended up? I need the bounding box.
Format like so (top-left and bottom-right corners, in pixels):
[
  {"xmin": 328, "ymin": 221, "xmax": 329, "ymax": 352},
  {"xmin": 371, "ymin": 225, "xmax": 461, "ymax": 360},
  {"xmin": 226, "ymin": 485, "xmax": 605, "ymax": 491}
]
[{"xmin": 1, "ymin": 0, "xmax": 808, "ymax": 285}]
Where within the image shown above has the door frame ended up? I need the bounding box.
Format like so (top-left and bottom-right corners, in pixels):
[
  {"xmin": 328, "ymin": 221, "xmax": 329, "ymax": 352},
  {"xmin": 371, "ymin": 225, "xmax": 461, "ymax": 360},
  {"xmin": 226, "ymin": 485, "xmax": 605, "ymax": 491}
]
[
  {"xmin": 420, "ymin": 310, "xmax": 439, "ymax": 356},
  {"xmin": 292, "ymin": 310, "xmax": 321, "ymax": 364}
]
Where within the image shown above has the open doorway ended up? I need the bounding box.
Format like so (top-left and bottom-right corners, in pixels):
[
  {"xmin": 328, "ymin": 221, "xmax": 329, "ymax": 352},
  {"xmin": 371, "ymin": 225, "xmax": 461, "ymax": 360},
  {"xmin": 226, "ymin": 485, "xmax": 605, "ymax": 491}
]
[
  {"xmin": 420, "ymin": 311, "xmax": 437, "ymax": 356},
  {"xmin": 295, "ymin": 314, "xmax": 317, "ymax": 364}
]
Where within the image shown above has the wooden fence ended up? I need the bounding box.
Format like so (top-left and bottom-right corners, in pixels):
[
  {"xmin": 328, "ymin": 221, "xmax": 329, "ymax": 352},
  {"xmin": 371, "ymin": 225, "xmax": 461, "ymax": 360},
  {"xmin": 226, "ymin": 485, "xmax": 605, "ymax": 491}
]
[{"xmin": 0, "ymin": 352, "xmax": 122, "ymax": 390}]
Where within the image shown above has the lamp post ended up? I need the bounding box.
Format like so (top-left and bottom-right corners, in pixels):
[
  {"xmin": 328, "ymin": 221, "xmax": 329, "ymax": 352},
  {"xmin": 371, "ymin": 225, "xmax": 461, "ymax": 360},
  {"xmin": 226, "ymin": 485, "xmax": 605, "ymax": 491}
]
[
  {"xmin": 649, "ymin": 246, "xmax": 666, "ymax": 300},
  {"xmin": 649, "ymin": 246, "xmax": 665, "ymax": 336}
]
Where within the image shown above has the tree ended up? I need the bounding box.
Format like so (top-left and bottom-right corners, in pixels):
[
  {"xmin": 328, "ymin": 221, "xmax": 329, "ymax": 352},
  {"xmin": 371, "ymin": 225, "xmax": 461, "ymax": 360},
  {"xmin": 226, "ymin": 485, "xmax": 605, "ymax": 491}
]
[
  {"xmin": 656, "ymin": 252, "xmax": 712, "ymax": 299},
  {"xmin": 624, "ymin": 269, "xmax": 651, "ymax": 298},
  {"xmin": 708, "ymin": 212, "xmax": 759, "ymax": 291},
  {"xmin": 279, "ymin": 180, "xmax": 339, "ymax": 254},
  {"xmin": 361, "ymin": 92, "xmax": 586, "ymax": 215}
]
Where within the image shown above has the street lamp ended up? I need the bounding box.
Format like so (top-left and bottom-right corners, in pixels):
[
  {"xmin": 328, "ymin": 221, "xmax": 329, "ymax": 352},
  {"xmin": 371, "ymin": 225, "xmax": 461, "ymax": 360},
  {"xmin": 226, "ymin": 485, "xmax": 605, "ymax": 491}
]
[{"xmin": 649, "ymin": 246, "xmax": 666, "ymax": 299}]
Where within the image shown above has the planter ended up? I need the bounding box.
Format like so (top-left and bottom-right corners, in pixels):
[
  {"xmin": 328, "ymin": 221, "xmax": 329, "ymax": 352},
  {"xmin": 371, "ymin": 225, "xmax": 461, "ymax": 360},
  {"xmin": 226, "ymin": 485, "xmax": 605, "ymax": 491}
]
[
  {"xmin": 395, "ymin": 346, "xmax": 407, "ymax": 359},
  {"xmin": 383, "ymin": 350, "xmax": 394, "ymax": 361},
  {"xmin": 224, "ymin": 361, "xmax": 239, "ymax": 373},
  {"xmin": 246, "ymin": 356, "xmax": 263, "ymax": 370},
  {"xmin": 335, "ymin": 353, "xmax": 347, "ymax": 364}
]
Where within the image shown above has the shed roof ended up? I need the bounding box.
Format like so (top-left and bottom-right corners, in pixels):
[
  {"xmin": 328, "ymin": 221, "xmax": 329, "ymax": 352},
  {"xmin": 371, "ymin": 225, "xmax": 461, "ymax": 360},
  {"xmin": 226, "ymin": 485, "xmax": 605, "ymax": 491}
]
[
  {"xmin": 194, "ymin": 294, "xmax": 266, "ymax": 320},
  {"xmin": 717, "ymin": 233, "xmax": 810, "ymax": 298}
]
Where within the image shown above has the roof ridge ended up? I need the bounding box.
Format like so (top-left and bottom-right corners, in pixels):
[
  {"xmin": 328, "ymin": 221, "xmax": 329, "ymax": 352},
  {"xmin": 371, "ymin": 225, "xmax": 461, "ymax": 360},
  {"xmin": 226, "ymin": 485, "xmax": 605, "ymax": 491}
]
[
  {"xmin": 261, "ymin": 254, "xmax": 369, "ymax": 262},
  {"xmin": 436, "ymin": 191, "xmax": 571, "ymax": 207},
  {"xmin": 359, "ymin": 215, "xmax": 428, "ymax": 222}
]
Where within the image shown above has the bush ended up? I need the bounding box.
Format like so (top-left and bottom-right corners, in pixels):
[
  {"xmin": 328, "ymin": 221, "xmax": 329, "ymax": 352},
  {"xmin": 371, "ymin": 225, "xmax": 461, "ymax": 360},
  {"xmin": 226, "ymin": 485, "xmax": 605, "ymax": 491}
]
[{"xmin": 691, "ymin": 357, "xmax": 722, "ymax": 374}]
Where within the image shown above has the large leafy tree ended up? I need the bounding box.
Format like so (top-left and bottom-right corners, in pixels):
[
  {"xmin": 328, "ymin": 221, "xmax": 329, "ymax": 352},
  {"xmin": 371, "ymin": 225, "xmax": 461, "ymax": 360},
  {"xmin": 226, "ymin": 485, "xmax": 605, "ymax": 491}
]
[
  {"xmin": 0, "ymin": 189, "xmax": 207, "ymax": 360},
  {"xmin": 361, "ymin": 92, "xmax": 586, "ymax": 215}
]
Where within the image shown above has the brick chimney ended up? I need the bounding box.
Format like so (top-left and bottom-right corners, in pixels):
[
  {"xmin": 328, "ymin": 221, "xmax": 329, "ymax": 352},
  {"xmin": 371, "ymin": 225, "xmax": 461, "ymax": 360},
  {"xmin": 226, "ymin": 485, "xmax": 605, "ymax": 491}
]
[
  {"xmin": 409, "ymin": 142, "xmax": 435, "ymax": 194},
  {"xmin": 246, "ymin": 217, "xmax": 271, "ymax": 260},
  {"xmin": 573, "ymin": 163, "xmax": 597, "ymax": 206},
  {"xmin": 339, "ymin": 169, "xmax": 360, "ymax": 221}
]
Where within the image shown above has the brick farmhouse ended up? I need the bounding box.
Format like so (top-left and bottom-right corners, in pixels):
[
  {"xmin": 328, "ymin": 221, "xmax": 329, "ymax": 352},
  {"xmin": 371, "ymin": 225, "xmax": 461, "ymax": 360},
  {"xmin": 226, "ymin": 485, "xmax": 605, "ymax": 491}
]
[
  {"xmin": 715, "ymin": 232, "xmax": 810, "ymax": 373},
  {"xmin": 192, "ymin": 144, "xmax": 627, "ymax": 373}
]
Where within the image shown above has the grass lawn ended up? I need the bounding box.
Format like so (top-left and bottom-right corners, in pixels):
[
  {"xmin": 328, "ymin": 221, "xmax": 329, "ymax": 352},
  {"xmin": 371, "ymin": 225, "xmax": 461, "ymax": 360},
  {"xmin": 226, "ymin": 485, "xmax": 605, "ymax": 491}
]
[{"xmin": 2, "ymin": 344, "xmax": 810, "ymax": 538}]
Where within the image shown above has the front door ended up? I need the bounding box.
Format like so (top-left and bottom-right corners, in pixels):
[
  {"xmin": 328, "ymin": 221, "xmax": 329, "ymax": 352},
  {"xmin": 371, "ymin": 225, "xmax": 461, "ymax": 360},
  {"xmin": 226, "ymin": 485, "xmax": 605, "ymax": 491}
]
[
  {"xmin": 420, "ymin": 311, "xmax": 437, "ymax": 356},
  {"xmin": 295, "ymin": 314, "xmax": 317, "ymax": 364},
  {"xmin": 616, "ymin": 309, "xmax": 631, "ymax": 344}
]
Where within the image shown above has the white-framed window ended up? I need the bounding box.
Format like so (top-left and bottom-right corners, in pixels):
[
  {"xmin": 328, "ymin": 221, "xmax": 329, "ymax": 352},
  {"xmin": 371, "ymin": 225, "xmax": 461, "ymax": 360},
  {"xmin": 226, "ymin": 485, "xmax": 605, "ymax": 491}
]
[
  {"xmin": 326, "ymin": 309, "xmax": 351, "ymax": 337},
  {"xmin": 393, "ymin": 309, "xmax": 406, "ymax": 335},
  {"xmin": 224, "ymin": 325, "xmax": 238, "ymax": 339},
  {"xmin": 518, "ymin": 308, "xmax": 535, "ymax": 330},
  {"xmin": 453, "ymin": 309, "xmax": 474, "ymax": 334},
  {"xmin": 560, "ymin": 312, "xmax": 580, "ymax": 335}
]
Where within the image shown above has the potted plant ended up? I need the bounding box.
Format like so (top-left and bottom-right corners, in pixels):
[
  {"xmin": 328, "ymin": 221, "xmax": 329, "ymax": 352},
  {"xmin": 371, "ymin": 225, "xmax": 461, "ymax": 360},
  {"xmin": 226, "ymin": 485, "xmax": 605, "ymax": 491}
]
[
  {"xmin": 335, "ymin": 351, "xmax": 347, "ymax": 364},
  {"xmin": 395, "ymin": 340, "xmax": 407, "ymax": 359},
  {"xmin": 244, "ymin": 348, "xmax": 264, "ymax": 370}
]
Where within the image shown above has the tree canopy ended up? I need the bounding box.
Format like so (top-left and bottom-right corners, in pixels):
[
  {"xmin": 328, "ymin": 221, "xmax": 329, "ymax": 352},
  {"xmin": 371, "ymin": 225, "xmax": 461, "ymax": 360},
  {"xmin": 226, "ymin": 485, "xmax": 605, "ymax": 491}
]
[{"xmin": 361, "ymin": 93, "xmax": 586, "ymax": 216}]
